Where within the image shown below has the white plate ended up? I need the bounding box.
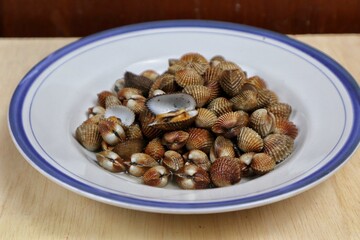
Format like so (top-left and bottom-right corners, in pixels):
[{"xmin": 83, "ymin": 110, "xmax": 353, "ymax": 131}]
[{"xmin": 8, "ymin": 21, "xmax": 360, "ymax": 214}]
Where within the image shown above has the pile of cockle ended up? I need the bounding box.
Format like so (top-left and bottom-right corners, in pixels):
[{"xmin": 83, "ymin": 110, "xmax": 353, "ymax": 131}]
[{"xmin": 75, "ymin": 53, "xmax": 298, "ymax": 189}]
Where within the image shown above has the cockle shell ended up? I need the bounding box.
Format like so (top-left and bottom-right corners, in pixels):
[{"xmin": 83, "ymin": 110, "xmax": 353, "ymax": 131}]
[
  {"xmin": 207, "ymin": 97, "xmax": 233, "ymax": 116},
  {"xmin": 210, "ymin": 157, "xmax": 241, "ymax": 187},
  {"xmin": 162, "ymin": 150, "xmax": 184, "ymax": 172},
  {"xmin": 139, "ymin": 109, "xmax": 163, "ymax": 139},
  {"xmin": 141, "ymin": 69, "xmax": 159, "ymax": 81},
  {"xmin": 112, "ymin": 138, "xmax": 145, "ymax": 161},
  {"xmin": 144, "ymin": 138, "xmax": 165, "ymax": 161},
  {"xmin": 98, "ymin": 119, "xmax": 126, "ymax": 146},
  {"xmin": 179, "ymin": 52, "xmax": 210, "ymax": 75},
  {"xmin": 75, "ymin": 122, "xmax": 102, "ymax": 151},
  {"xmin": 174, "ymin": 68, "xmax": 204, "ymax": 88},
  {"xmin": 273, "ymin": 119, "xmax": 298, "ymax": 139},
  {"xmin": 124, "ymin": 71, "xmax": 153, "ymax": 96},
  {"xmin": 209, "ymin": 136, "xmax": 236, "ymax": 163},
  {"xmin": 148, "ymin": 73, "xmax": 177, "ymax": 97},
  {"xmin": 219, "ymin": 69, "xmax": 246, "ymax": 97},
  {"xmin": 143, "ymin": 166, "xmax": 170, "ymax": 188},
  {"xmin": 97, "ymin": 91, "xmax": 115, "ymax": 107},
  {"xmin": 125, "ymin": 123, "xmax": 143, "ymax": 140},
  {"xmin": 162, "ymin": 131, "xmax": 189, "ymax": 150},
  {"xmin": 210, "ymin": 55, "xmax": 226, "ymax": 67},
  {"xmin": 215, "ymin": 61, "xmax": 241, "ymax": 71},
  {"xmin": 148, "ymin": 109, "xmax": 198, "ymax": 131},
  {"xmin": 182, "ymin": 85, "xmax": 211, "ymax": 108},
  {"xmin": 249, "ymin": 108, "xmax": 275, "ymax": 137},
  {"xmin": 146, "ymin": 93, "xmax": 196, "ymax": 115},
  {"xmin": 128, "ymin": 153, "xmax": 159, "ymax": 177},
  {"xmin": 250, "ymin": 153, "xmax": 276, "ymax": 175},
  {"xmin": 267, "ymin": 102, "xmax": 292, "ymax": 120},
  {"xmin": 123, "ymin": 95, "xmax": 146, "ymax": 114},
  {"xmin": 175, "ymin": 164, "xmax": 210, "ymax": 189},
  {"xmin": 237, "ymin": 152, "xmax": 255, "ymax": 177},
  {"xmin": 263, "ymin": 134, "xmax": 294, "ymax": 163},
  {"xmin": 237, "ymin": 127, "xmax": 264, "ymax": 152},
  {"xmin": 211, "ymin": 111, "xmax": 249, "ymax": 138},
  {"xmin": 230, "ymin": 90, "xmax": 258, "ymax": 112},
  {"xmin": 184, "ymin": 149, "xmax": 211, "ymax": 171},
  {"xmin": 113, "ymin": 78, "xmax": 125, "ymax": 93},
  {"xmin": 104, "ymin": 95, "xmax": 122, "ymax": 109},
  {"xmin": 194, "ymin": 108, "xmax": 218, "ymax": 129},
  {"xmin": 104, "ymin": 105, "xmax": 135, "ymax": 127},
  {"xmin": 88, "ymin": 106, "xmax": 105, "ymax": 118},
  {"xmin": 257, "ymin": 89, "xmax": 278, "ymax": 108},
  {"xmin": 242, "ymin": 76, "xmax": 267, "ymax": 90},
  {"xmin": 203, "ymin": 67, "xmax": 223, "ymax": 101},
  {"xmin": 186, "ymin": 128, "xmax": 214, "ymax": 154},
  {"xmin": 96, "ymin": 150, "xmax": 126, "ymax": 172},
  {"xmin": 117, "ymin": 87, "xmax": 143, "ymax": 101}
]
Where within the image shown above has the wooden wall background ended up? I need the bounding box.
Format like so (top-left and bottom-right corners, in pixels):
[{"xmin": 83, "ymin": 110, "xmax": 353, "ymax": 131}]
[{"xmin": 1, "ymin": 0, "xmax": 360, "ymax": 37}]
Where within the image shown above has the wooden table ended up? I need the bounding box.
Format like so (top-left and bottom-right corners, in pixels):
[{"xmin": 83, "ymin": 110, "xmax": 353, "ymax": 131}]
[{"xmin": 1, "ymin": 35, "xmax": 359, "ymax": 239}]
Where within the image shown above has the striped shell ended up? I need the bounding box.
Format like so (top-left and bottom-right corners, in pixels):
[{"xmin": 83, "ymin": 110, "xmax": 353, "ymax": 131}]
[
  {"xmin": 219, "ymin": 69, "xmax": 246, "ymax": 97},
  {"xmin": 203, "ymin": 67, "xmax": 223, "ymax": 101},
  {"xmin": 250, "ymin": 153, "xmax": 276, "ymax": 175},
  {"xmin": 174, "ymin": 68, "xmax": 204, "ymax": 87},
  {"xmin": 210, "ymin": 157, "xmax": 241, "ymax": 187},
  {"xmin": 139, "ymin": 109, "xmax": 163, "ymax": 139},
  {"xmin": 267, "ymin": 102, "xmax": 292, "ymax": 120},
  {"xmin": 257, "ymin": 89, "xmax": 278, "ymax": 108},
  {"xmin": 98, "ymin": 118, "xmax": 126, "ymax": 145},
  {"xmin": 186, "ymin": 128, "xmax": 214, "ymax": 154},
  {"xmin": 249, "ymin": 108, "xmax": 276, "ymax": 137},
  {"xmin": 182, "ymin": 85, "xmax": 211, "ymax": 108},
  {"xmin": 263, "ymin": 134, "xmax": 294, "ymax": 163},
  {"xmin": 124, "ymin": 71, "xmax": 153, "ymax": 96},
  {"xmin": 97, "ymin": 91, "xmax": 114, "ymax": 107},
  {"xmin": 242, "ymin": 76, "xmax": 266, "ymax": 90},
  {"xmin": 194, "ymin": 108, "xmax": 218, "ymax": 128},
  {"xmin": 104, "ymin": 95, "xmax": 122, "ymax": 109},
  {"xmin": 273, "ymin": 119, "xmax": 299, "ymax": 139},
  {"xmin": 112, "ymin": 138, "xmax": 145, "ymax": 161},
  {"xmin": 162, "ymin": 131, "xmax": 189, "ymax": 150},
  {"xmin": 175, "ymin": 164, "xmax": 210, "ymax": 189},
  {"xmin": 179, "ymin": 52, "xmax": 210, "ymax": 75},
  {"xmin": 230, "ymin": 90, "xmax": 258, "ymax": 112},
  {"xmin": 237, "ymin": 127, "xmax": 264, "ymax": 153},
  {"xmin": 209, "ymin": 136, "xmax": 235, "ymax": 163},
  {"xmin": 143, "ymin": 166, "xmax": 170, "ymax": 188},
  {"xmin": 215, "ymin": 61, "xmax": 241, "ymax": 71},
  {"xmin": 96, "ymin": 150, "xmax": 126, "ymax": 172},
  {"xmin": 75, "ymin": 122, "xmax": 102, "ymax": 151},
  {"xmin": 128, "ymin": 153, "xmax": 159, "ymax": 177},
  {"xmin": 207, "ymin": 97, "xmax": 233, "ymax": 116},
  {"xmin": 162, "ymin": 150, "xmax": 184, "ymax": 172},
  {"xmin": 148, "ymin": 73, "xmax": 177, "ymax": 97},
  {"xmin": 184, "ymin": 149, "xmax": 211, "ymax": 171},
  {"xmin": 211, "ymin": 111, "xmax": 249, "ymax": 138},
  {"xmin": 144, "ymin": 138, "xmax": 165, "ymax": 161}
]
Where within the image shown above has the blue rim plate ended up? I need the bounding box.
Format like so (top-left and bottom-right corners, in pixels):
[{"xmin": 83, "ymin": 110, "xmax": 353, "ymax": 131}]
[{"xmin": 8, "ymin": 20, "xmax": 360, "ymax": 214}]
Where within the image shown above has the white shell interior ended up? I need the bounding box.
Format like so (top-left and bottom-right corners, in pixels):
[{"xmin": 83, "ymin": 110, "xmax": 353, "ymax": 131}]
[{"xmin": 146, "ymin": 93, "xmax": 197, "ymax": 115}]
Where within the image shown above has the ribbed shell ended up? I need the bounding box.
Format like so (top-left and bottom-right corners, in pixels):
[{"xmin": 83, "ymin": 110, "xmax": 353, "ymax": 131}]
[
  {"xmin": 210, "ymin": 157, "xmax": 241, "ymax": 187},
  {"xmin": 237, "ymin": 127, "xmax": 264, "ymax": 152},
  {"xmin": 105, "ymin": 95, "xmax": 122, "ymax": 109},
  {"xmin": 97, "ymin": 91, "xmax": 115, "ymax": 108},
  {"xmin": 125, "ymin": 123, "xmax": 143, "ymax": 140},
  {"xmin": 124, "ymin": 71, "xmax": 153, "ymax": 96},
  {"xmin": 210, "ymin": 136, "xmax": 235, "ymax": 162},
  {"xmin": 179, "ymin": 52, "xmax": 210, "ymax": 75},
  {"xmin": 249, "ymin": 108, "xmax": 275, "ymax": 137},
  {"xmin": 182, "ymin": 85, "xmax": 211, "ymax": 108},
  {"xmin": 148, "ymin": 110, "xmax": 198, "ymax": 131},
  {"xmin": 96, "ymin": 150, "xmax": 126, "ymax": 172},
  {"xmin": 263, "ymin": 134, "xmax": 294, "ymax": 163},
  {"xmin": 215, "ymin": 61, "xmax": 241, "ymax": 71},
  {"xmin": 162, "ymin": 131, "xmax": 189, "ymax": 150},
  {"xmin": 207, "ymin": 97, "xmax": 233, "ymax": 116},
  {"xmin": 185, "ymin": 149, "xmax": 211, "ymax": 171},
  {"xmin": 175, "ymin": 164, "xmax": 210, "ymax": 189},
  {"xmin": 174, "ymin": 68, "xmax": 204, "ymax": 88},
  {"xmin": 98, "ymin": 119, "xmax": 126, "ymax": 145},
  {"xmin": 230, "ymin": 90, "xmax": 258, "ymax": 112},
  {"xmin": 75, "ymin": 122, "xmax": 102, "ymax": 151},
  {"xmin": 195, "ymin": 108, "xmax": 218, "ymax": 128},
  {"xmin": 117, "ymin": 87, "xmax": 142, "ymax": 100},
  {"xmin": 139, "ymin": 109, "xmax": 163, "ymax": 139},
  {"xmin": 210, "ymin": 55, "xmax": 226, "ymax": 67},
  {"xmin": 186, "ymin": 128, "xmax": 214, "ymax": 154},
  {"xmin": 242, "ymin": 76, "xmax": 267, "ymax": 90},
  {"xmin": 273, "ymin": 119, "xmax": 299, "ymax": 139},
  {"xmin": 141, "ymin": 69, "xmax": 159, "ymax": 81},
  {"xmin": 267, "ymin": 102, "xmax": 292, "ymax": 120},
  {"xmin": 250, "ymin": 153, "xmax": 276, "ymax": 175},
  {"xmin": 123, "ymin": 95, "xmax": 146, "ymax": 114},
  {"xmin": 162, "ymin": 150, "xmax": 184, "ymax": 172},
  {"xmin": 211, "ymin": 111, "xmax": 249, "ymax": 138},
  {"xmin": 112, "ymin": 138, "xmax": 145, "ymax": 161},
  {"xmin": 144, "ymin": 138, "xmax": 165, "ymax": 161},
  {"xmin": 143, "ymin": 166, "xmax": 169, "ymax": 188},
  {"xmin": 219, "ymin": 69, "xmax": 246, "ymax": 97},
  {"xmin": 257, "ymin": 89, "xmax": 278, "ymax": 108},
  {"xmin": 148, "ymin": 73, "xmax": 177, "ymax": 97},
  {"xmin": 204, "ymin": 67, "xmax": 223, "ymax": 102}
]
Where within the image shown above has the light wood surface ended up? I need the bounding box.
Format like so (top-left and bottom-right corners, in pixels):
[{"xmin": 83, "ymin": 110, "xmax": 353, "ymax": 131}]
[{"xmin": 1, "ymin": 35, "xmax": 359, "ymax": 239}]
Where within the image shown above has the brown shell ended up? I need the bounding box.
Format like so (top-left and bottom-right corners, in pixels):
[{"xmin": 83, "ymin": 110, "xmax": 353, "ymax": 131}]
[
  {"xmin": 237, "ymin": 152, "xmax": 255, "ymax": 177},
  {"xmin": 267, "ymin": 102, "xmax": 292, "ymax": 120},
  {"xmin": 112, "ymin": 138, "xmax": 145, "ymax": 161},
  {"xmin": 249, "ymin": 108, "xmax": 275, "ymax": 137},
  {"xmin": 174, "ymin": 68, "xmax": 204, "ymax": 88},
  {"xmin": 97, "ymin": 91, "xmax": 115, "ymax": 108},
  {"xmin": 139, "ymin": 109, "xmax": 163, "ymax": 139},
  {"xmin": 96, "ymin": 150, "xmax": 126, "ymax": 172},
  {"xmin": 124, "ymin": 71, "xmax": 153, "ymax": 96},
  {"xmin": 257, "ymin": 89, "xmax": 278, "ymax": 108},
  {"xmin": 128, "ymin": 153, "xmax": 159, "ymax": 177},
  {"xmin": 162, "ymin": 150, "xmax": 184, "ymax": 172},
  {"xmin": 184, "ymin": 149, "xmax": 211, "ymax": 171},
  {"xmin": 117, "ymin": 87, "xmax": 143, "ymax": 101},
  {"xmin": 195, "ymin": 108, "xmax": 218, "ymax": 129},
  {"xmin": 179, "ymin": 52, "xmax": 210, "ymax": 75},
  {"xmin": 215, "ymin": 61, "xmax": 241, "ymax": 71},
  {"xmin": 162, "ymin": 131, "xmax": 189, "ymax": 150},
  {"xmin": 207, "ymin": 97, "xmax": 233, "ymax": 117},
  {"xmin": 263, "ymin": 134, "xmax": 294, "ymax": 163},
  {"xmin": 148, "ymin": 73, "xmax": 177, "ymax": 97},
  {"xmin": 186, "ymin": 128, "xmax": 214, "ymax": 154},
  {"xmin": 230, "ymin": 90, "xmax": 258, "ymax": 112},
  {"xmin": 75, "ymin": 122, "xmax": 102, "ymax": 152},
  {"xmin": 182, "ymin": 85, "xmax": 211, "ymax": 108},
  {"xmin": 210, "ymin": 136, "xmax": 235, "ymax": 163},
  {"xmin": 105, "ymin": 95, "xmax": 122, "ymax": 109},
  {"xmin": 123, "ymin": 95, "xmax": 146, "ymax": 114},
  {"xmin": 149, "ymin": 110, "xmax": 198, "ymax": 131},
  {"xmin": 219, "ymin": 69, "xmax": 246, "ymax": 97},
  {"xmin": 98, "ymin": 119, "xmax": 126, "ymax": 145},
  {"xmin": 237, "ymin": 127, "xmax": 264, "ymax": 153},
  {"xmin": 273, "ymin": 119, "xmax": 299, "ymax": 139},
  {"xmin": 203, "ymin": 67, "xmax": 223, "ymax": 102},
  {"xmin": 210, "ymin": 55, "xmax": 226, "ymax": 67},
  {"xmin": 141, "ymin": 69, "xmax": 159, "ymax": 81},
  {"xmin": 175, "ymin": 164, "xmax": 210, "ymax": 189},
  {"xmin": 211, "ymin": 111, "xmax": 249, "ymax": 138},
  {"xmin": 125, "ymin": 123, "xmax": 143, "ymax": 140},
  {"xmin": 143, "ymin": 166, "xmax": 169, "ymax": 188},
  {"xmin": 144, "ymin": 138, "xmax": 165, "ymax": 161},
  {"xmin": 210, "ymin": 157, "xmax": 241, "ymax": 187},
  {"xmin": 250, "ymin": 153, "xmax": 276, "ymax": 175},
  {"xmin": 242, "ymin": 76, "xmax": 267, "ymax": 90}
]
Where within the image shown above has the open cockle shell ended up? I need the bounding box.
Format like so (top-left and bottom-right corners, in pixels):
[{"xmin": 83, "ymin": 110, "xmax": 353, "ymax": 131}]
[
  {"xmin": 104, "ymin": 105, "xmax": 135, "ymax": 127},
  {"xmin": 146, "ymin": 93, "xmax": 196, "ymax": 115}
]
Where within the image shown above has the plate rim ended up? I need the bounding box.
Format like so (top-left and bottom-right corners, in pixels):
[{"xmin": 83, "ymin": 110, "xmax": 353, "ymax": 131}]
[{"xmin": 8, "ymin": 20, "xmax": 360, "ymax": 213}]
